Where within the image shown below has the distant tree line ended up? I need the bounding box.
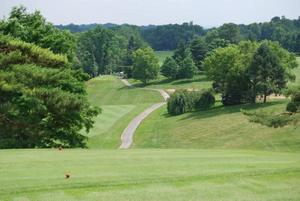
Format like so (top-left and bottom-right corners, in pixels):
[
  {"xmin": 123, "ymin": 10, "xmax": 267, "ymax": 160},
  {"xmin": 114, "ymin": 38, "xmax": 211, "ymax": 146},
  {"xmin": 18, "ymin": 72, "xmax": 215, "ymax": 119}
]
[{"xmin": 57, "ymin": 16, "xmax": 300, "ymax": 55}]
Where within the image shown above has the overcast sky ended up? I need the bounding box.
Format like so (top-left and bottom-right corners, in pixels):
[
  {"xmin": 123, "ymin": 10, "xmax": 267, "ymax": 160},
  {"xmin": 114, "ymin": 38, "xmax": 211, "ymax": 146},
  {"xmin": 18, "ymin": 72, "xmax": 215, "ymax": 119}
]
[{"xmin": 0, "ymin": 0, "xmax": 299, "ymax": 27}]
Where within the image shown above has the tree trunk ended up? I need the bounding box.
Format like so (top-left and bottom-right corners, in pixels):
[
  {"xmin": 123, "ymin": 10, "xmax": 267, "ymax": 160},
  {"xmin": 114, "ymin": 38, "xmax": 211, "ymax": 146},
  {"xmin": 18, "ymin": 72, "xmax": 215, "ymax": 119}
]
[{"xmin": 263, "ymin": 90, "xmax": 267, "ymax": 103}]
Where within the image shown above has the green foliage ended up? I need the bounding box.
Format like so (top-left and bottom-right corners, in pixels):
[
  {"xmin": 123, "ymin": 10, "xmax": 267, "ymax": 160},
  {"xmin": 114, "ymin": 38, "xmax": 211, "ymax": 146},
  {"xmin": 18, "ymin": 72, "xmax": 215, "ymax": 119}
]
[
  {"xmin": 190, "ymin": 37, "xmax": 208, "ymax": 70},
  {"xmin": 204, "ymin": 40, "xmax": 296, "ymax": 105},
  {"xmin": 286, "ymin": 102, "xmax": 297, "ymax": 113},
  {"xmin": 194, "ymin": 90, "xmax": 215, "ymax": 110},
  {"xmin": 167, "ymin": 90, "xmax": 193, "ymax": 115},
  {"xmin": 218, "ymin": 23, "xmax": 242, "ymax": 44},
  {"xmin": 132, "ymin": 47, "xmax": 160, "ymax": 84},
  {"xmin": 167, "ymin": 90, "xmax": 215, "ymax": 115},
  {"xmin": 160, "ymin": 57, "xmax": 178, "ymax": 79},
  {"xmin": 169, "ymin": 42, "xmax": 197, "ymax": 79},
  {"xmin": 177, "ymin": 55, "xmax": 197, "ymax": 79},
  {"xmin": 0, "ymin": 36, "xmax": 99, "ymax": 148},
  {"xmin": 241, "ymin": 109, "xmax": 296, "ymax": 128},
  {"xmin": 248, "ymin": 42, "xmax": 286, "ymax": 103},
  {"xmin": 77, "ymin": 26, "xmax": 127, "ymax": 76},
  {"xmin": 141, "ymin": 22, "xmax": 205, "ymax": 50},
  {"xmin": 0, "ymin": 6, "xmax": 76, "ymax": 61}
]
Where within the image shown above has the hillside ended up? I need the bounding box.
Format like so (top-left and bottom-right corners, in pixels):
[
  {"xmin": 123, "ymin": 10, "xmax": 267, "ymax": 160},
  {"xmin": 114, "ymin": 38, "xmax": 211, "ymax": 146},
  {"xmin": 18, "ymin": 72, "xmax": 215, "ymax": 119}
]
[{"xmin": 131, "ymin": 58, "xmax": 300, "ymax": 151}]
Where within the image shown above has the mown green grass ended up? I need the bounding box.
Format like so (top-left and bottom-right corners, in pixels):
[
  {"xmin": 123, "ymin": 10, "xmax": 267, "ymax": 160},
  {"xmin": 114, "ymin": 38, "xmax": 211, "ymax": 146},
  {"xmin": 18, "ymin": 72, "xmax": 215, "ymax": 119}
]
[
  {"xmin": 155, "ymin": 50, "xmax": 173, "ymax": 65},
  {"xmin": 84, "ymin": 75, "xmax": 163, "ymax": 148},
  {"xmin": 133, "ymin": 100, "xmax": 300, "ymax": 152},
  {"xmin": 1, "ymin": 149, "xmax": 299, "ymax": 201}
]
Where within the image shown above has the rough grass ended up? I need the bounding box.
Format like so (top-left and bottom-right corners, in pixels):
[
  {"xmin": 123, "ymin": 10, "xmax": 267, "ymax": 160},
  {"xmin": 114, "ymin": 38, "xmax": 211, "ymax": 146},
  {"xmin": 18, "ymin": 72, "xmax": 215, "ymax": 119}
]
[
  {"xmin": 84, "ymin": 75, "xmax": 163, "ymax": 148},
  {"xmin": 1, "ymin": 149, "xmax": 299, "ymax": 201}
]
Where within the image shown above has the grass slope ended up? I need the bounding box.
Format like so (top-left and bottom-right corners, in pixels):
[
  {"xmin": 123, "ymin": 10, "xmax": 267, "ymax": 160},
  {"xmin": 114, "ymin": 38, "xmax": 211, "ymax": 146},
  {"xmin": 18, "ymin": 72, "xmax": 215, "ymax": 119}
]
[
  {"xmin": 133, "ymin": 100, "xmax": 300, "ymax": 151},
  {"xmin": 85, "ymin": 76, "xmax": 163, "ymax": 148},
  {"xmin": 1, "ymin": 149, "xmax": 299, "ymax": 201}
]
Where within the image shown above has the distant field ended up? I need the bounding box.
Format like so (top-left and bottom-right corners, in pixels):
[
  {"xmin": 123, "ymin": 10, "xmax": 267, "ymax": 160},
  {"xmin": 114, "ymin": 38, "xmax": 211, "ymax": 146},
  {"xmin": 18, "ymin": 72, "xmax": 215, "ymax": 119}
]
[
  {"xmin": 85, "ymin": 75, "xmax": 163, "ymax": 148},
  {"xmin": 1, "ymin": 149, "xmax": 300, "ymax": 201},
  {"xmin": 155, "ymin": 50, "xmax": 173, "ymax": 65}
]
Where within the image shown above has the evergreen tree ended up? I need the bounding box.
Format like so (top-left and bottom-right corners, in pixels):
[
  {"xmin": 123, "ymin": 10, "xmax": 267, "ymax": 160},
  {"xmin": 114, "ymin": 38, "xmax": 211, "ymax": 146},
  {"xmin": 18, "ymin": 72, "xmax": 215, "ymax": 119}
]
[
  {"xmin": 160, "ymin": 57, "xmax": 178, "ymax": 79},
  {"xmin": 190, "ymin": 38, "xmax": 208, "ymax": 70}
]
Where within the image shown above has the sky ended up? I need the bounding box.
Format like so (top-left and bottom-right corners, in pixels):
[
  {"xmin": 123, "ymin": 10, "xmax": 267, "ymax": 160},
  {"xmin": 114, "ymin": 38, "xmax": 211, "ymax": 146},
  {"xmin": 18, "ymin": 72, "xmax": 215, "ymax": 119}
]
[{"xmin": 0, "ymin": 0, "xmax": 299, "ymax": 27}]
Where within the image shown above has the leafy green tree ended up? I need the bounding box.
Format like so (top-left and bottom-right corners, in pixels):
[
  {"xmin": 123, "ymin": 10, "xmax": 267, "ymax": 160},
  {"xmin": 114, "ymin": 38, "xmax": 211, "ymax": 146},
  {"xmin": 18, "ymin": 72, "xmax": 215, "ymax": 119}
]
[
  {"xmin": 190, "ymin": 37, "xmax": 208, "ymax": 70},
  {"xmin": 77, "ymin": 26, "xmax": 126, "ymax": 76},
  {"xmin": 132, "ymin": 47, "xmax": 160, "ymax": 84},
  {"xmin": 218, "ymin": 23, "xmax": 241, "ymax": 44},
  {"xmin": 160, "ymin": 57, "xmax": 178, "ymax": 79},
  {"xmin": 248, "ymin": 41, "xmax": 297, "ymax": 103},
  {"xmin": 172, "ymin": 42, "xmax": 190, "ymax": 64},
  {"xmin": 177, "ymin": 55, "xmax": 197, "ymax": 79},
  {"xmin": 248, "ymin": 43, "xmax": 284, "ymax": 103},
  {"xmin": 204, "ymin": 42, "xmax": 257, "ymax": 105},
  {"xmin": 0, "ymin": 35, "xmax": 99, "ymax": 148},
  {"xmin": 0, "ymin": 6, "xmax": 76, "ymax": 61},
  {"xmin": 204, "ymin": 40, "xmax": 296, "ymax": 105}
]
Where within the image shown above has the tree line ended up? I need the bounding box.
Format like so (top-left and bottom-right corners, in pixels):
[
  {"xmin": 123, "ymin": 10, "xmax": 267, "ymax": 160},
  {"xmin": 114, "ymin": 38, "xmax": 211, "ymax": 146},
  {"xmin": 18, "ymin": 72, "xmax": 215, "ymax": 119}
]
[{"xmin": 58, "ymin": 16, "xmax": 300, "ymax": 55}]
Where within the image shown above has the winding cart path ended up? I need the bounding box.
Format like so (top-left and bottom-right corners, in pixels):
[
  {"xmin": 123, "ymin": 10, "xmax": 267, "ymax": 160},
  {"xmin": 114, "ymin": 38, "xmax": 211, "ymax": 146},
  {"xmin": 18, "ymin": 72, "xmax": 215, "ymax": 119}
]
[{"xmin": 119, "ymin": 79, "xmax": 169, "ymax": 149}]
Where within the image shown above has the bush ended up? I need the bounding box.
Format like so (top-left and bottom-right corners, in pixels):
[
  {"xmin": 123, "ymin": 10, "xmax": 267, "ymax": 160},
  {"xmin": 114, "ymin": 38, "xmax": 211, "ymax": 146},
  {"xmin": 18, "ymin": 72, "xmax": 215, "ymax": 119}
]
[
  {"xmin": 167, "ymin": 90, "xmax": 215, "ymax": 115},
  {"xmin": 167, "ymin": 90, "xmax": 192, "ymax": 115},
  {"xmin": 286, "ymin": 102, "xmax": 298, "ymax": 113},
  {"xmin": 195, "ymin": 90, "xmax": 215, "ymax": 110},
  {"xmin": 291, "ymin": 91, "xmax": 300, "ymax": 106}
]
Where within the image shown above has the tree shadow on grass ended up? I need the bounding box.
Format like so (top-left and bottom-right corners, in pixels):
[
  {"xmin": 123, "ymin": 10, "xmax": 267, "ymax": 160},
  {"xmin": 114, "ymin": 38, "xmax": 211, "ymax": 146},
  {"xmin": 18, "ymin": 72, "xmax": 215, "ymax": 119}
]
[
  {"xmin": 131, "ymin": 78, "xmax": 173, "ymax": 88},
  {"xmin": 179, "ymin": 100, "xmax": 285, "ymax": 121},
  {"xmin": 171, "ymin": 76, "xmax": 210, "ymax": 86}
]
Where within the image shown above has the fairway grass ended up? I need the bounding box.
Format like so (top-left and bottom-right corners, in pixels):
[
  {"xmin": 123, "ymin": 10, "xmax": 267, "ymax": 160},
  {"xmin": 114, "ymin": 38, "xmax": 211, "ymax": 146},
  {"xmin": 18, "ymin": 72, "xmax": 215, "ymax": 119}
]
[
  {"xmin": 0, "ymin": 149, "xmax": 299, "ymax": 201},
  {"xmin": 84, "ymin": 76, "xmax": 163, "ymax": 148}
]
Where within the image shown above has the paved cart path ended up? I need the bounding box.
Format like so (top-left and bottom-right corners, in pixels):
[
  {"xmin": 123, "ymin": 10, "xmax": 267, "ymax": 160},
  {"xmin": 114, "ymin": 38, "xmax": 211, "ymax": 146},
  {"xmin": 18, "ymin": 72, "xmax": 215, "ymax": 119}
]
[{"xmin": 119, "ymin": 79, "xmax": 169, "ymax": 149}]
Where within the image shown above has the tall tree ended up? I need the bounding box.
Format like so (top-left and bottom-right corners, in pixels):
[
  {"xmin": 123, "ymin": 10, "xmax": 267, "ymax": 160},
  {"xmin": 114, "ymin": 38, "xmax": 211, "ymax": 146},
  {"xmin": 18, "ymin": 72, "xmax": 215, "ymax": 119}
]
[
  {"xmin": 190, "ymin": 37, "xmax": 208, "ymax": 70},
  {"xmin": 0, "ymin": 6, "xmax": 76, "ymax": 61},
  {"xmin": 160, "ymin": 57, "xmax": 179, "ymax": 79},
  {"xmin": 218, "ymin": 23, "xmax": 241, "ymax": 44},
  {"xmin": 132, "ymin": 47, "xmax": 160, "ymax": 84},
  {"xmin": 248, "ymin": 43, "xmax": 291, "ymax": 103},
  {"xmin": 0, "ymin": 35, "xmax": 99, "ymax": 148},
  {"xmin": 177, "ymin": 55, "xmax": 197, "ymax": 79}
]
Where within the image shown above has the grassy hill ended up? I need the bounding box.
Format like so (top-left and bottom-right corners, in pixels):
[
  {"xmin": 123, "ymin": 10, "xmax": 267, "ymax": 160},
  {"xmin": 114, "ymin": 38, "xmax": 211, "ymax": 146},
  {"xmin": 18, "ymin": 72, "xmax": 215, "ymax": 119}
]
[
  {"xmin": 133, "ymin": 100, "xmax": 300, "ymax": 151},
  {"xmin": 132, "ymin": 57, "xmax": 300, "ymax": 151},
  {"xmin": 85, "ymin": 75, "xmax": 163, "ymax": 148},
  {"xmin": 1, "ymin": 149, "xmax": 299, "ymax": 201}
]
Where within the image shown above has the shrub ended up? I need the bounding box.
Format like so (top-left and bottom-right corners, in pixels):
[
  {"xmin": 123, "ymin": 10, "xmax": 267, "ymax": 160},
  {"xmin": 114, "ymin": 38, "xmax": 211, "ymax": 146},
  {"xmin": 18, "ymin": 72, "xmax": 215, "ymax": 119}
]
[
  {"xmin": 195, "ymin": 90, "xmax": 215, "ymax": 110},
  {"xmin": 167, "ymin": 90, "xmax": 191, "ymax": 115},
  {"xmin": 167, "ymin": 89, "xmax": 215, "ymax": 115},
  {"xmin": 286, "ymin": 102, "xmax": 298, "ymax": 113},
  {"xmin": 291, "ymin": 91, "xmax": 300, "ymax": 107}
]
